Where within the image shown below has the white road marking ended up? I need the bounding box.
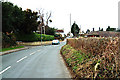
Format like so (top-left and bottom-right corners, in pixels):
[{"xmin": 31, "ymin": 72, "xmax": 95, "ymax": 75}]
[
  {"xmin": 53, "ymin": 45, "xmax": 59, "ymax": 47},
  {"xmin": 17, "ymin": 56, "xmax": 27, "ymax": 63},
  {"xmin": 0, "ymin": 66, "xmax": 11, "ymax": 75},
  {"xmin": 30, "ymin": 52, "xmax": 36, "ymax": 55}
]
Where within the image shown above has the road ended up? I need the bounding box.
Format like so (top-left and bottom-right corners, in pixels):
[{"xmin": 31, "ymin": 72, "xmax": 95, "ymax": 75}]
[{"xmin": 1, "ymin": 41, "xmax": 71, "ymax": 79}]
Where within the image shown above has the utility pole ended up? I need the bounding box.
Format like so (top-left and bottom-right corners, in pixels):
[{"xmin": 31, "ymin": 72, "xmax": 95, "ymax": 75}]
[
  {"xmin": 70, "ymin": 13, "xmax": 71, "ymax": 37},
  {"xmin": 39, "ymin": 10, "xmax": 42, "ymax": 45},
  {"xmin": 41, "ymin": 26, "xmax": 42, "ymax": 45},
  {"xmin": 44, "ymin": 26, "xmax": 45, "ymax": 34}
]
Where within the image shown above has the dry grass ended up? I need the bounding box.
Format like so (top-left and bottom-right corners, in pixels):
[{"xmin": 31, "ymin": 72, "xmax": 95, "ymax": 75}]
[{"xmin": 61, "ymin": 37, "xmax": 120, "ymax": 79}]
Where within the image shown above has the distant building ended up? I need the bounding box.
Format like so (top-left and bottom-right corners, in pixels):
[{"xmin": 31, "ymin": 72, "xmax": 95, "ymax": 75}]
[
  {"xmin": 86, "ymin": 31, "xmax": 120, "ymax": 37},
  {"xmin": 55, "ymin": 29, "xmax": 65, "ymax": 37}
]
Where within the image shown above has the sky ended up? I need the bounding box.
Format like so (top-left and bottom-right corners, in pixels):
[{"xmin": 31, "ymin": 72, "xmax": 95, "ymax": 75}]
[{"xmin": 5, "ymin": 0, "xmax": 120, "ymax": 34}]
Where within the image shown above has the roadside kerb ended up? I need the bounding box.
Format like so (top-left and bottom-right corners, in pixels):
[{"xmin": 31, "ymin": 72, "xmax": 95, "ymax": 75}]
[
  {"xmin": 0, "ymin": 41, "xmax": 63, "ymax": 56},
  {"xmin": 0, "ymin": 47, "xmax": 29, "ymax": 56},
  {"xmin": 0, "ymin": 41, "xmax": 53, "ymax": 56}
]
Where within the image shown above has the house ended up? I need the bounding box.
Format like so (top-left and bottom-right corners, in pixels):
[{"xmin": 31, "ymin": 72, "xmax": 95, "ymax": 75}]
[
  {"xmin": 55, "ymin": 29, "xmax": 65, "ymax": 37},
  {"xmin": 86, "ymin": 31, "xmax": 120, "ymax": 37}
]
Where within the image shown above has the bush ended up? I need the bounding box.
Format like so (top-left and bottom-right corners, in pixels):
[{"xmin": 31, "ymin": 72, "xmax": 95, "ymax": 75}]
[
  {"xmin": 2, "ymin": 33, "xmax": 17, "ymax": 48},
  {"xmin": 15, "ymin": 33, "xmax": 54, "ymax": 42},
  {"xmin": 61, "ymin": 37, "xmax": 120, "ymax": 78}
]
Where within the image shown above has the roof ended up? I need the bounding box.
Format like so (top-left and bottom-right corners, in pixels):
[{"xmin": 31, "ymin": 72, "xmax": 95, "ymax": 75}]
[
  {"xmin": 86, "ymin": 31, "xmax": 120, "ymax": 37},
  {"xmin": 56, "ymin": 30, "xmax": 64, "ymax": 33}
]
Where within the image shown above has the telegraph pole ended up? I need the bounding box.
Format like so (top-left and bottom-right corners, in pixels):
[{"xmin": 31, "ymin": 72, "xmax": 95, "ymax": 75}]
[
  {"xmin": 70, "ymin": 13, "xmax": 71, "ymax": 37},
  {"xmin": 41, "ymin": 26, "xmax": 42, "ymax": 45},
  {"xmin": 39, "ymin": 10, "xmax": 42, "ymax": 45},
  {"xmin": 44, "ymin": 26, "xmax": 45, "ymax": 34}
]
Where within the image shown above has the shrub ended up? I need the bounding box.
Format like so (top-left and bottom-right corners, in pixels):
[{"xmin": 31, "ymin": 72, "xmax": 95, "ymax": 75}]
[
  {"xmin": 61, "ymin": 37, "xmax": 120, "ymax": 78},
  {"xmin": 2, "ymin": 33, "xmax": 17, "ymax": 48},
  {"xmin": 15, "ymin": 33, "xmax": 54, "ymax": 42}
]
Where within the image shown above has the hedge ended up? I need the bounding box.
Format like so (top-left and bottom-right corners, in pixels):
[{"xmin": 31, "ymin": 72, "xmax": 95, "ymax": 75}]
[
  {"xmin": 61, "ymin": 37, "xmax": 120, "ymax": 78},
  {"xmin": 15, "ymin": 33, "xmax": 54, "ymax": 42}
]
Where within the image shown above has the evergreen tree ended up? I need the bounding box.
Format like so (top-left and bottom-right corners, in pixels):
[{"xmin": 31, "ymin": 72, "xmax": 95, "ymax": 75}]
[{"xmin": 71, "ymin": 22, "xmax": 80, "ymax": 37}]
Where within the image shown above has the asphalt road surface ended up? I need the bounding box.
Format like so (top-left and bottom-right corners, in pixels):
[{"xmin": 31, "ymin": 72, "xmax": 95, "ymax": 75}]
[{"xmin": 1, "ymin": 41, "xmax": 71, "ymax": 78}]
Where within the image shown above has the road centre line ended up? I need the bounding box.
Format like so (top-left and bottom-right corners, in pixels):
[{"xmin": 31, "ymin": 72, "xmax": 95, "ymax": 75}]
[
  {"xmin": 16, "ymin": 56, "xmax": 27, "ymax": 63},
  {"xmin": 30, "ymin": 52, "xmax": 36, "ymax": 55},
  {"xmin": 0, "ymin": 66, "xmax": 11, "ymax": 75}
]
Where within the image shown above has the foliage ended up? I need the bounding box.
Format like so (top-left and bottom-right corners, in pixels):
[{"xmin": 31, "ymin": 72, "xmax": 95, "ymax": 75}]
[
  {"xmin": 45, "ymin": 26, "xmax": 56, "ymax": 35},
  {"xmin": 42, "ymin": 34, "xmax": 54, "ymax": 41},
  {"xmin": 99, "ymin": 27, "xmax": 103, "ymax": 31},
  {"xmin": 2, "ymin": 33, "xmax": 17, "ymax": 48},
  {"xmin": 2, "ymin": 2, "xmax": 24, "ymax": 33},
  {"xmin": 2, "ymin": 2, "xmax": 39, "ymax": 34},
  {"xmin": 20, "ymin": 9, "xmax": 39, "ymax": 34},
  {"xmin": 61, "ymin": 37, "xmax": 120, "ymax": 78},
  {"xmin": 54, "ymin": 34, "xmax": 64, "ymax": 40},
  {"xmin": 71, "ymin": 22, "xmax": 80, "ymax": 37},
  {"xmin": 93, "ymin": 28, "xmax": 94, "ymax": 31},
  {"xmin": 86, "ymin": 29, "xmax": 90, "ymax": 33},
  {"xmin": 106, "ymin": 26, "xmax": 116, "ymax": 31},
  {"xmin": 15, "ymin": 33, "xmax": 54, "ymax": 42},
  {"xmin": 54, "ymin": 34, "xmax": 61, "ymax": 37},
  {"xmin": 116, "ymin": 29, "xmax": 120, "ymax": 32},
  {"xmin": 100, "ymin": 28, "xmax": 103, "ymax": 31}
]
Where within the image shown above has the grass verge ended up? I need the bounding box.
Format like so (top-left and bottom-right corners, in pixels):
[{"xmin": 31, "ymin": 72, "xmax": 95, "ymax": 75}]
[{"xmin": 0, "ymin": 46, "xmax": 24, "ymax": 52}]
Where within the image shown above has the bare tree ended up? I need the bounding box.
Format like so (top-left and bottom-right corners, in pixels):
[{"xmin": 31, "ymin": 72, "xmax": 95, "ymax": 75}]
[
  {"xmin": 38, "ymin": 9, "xmax": 52, "ymax": 34},
  {"xmin": 46, "ymin": 12, "xmax": 51, "ymax": 26},
  {"xmin": 38, "ymin": 9, "xmax": 44, "ymax": 34}
]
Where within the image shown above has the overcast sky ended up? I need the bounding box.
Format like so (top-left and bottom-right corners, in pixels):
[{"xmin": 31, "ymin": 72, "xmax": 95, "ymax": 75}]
[{"xmin": 6, "ymin": 0, "xmax": 120, "ymax": 34}]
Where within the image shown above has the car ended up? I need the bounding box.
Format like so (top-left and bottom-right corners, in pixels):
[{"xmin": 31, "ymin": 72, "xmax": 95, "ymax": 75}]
[{"xmin": 52, "ymin": 39, "xmax": 60, "ymax": 45}]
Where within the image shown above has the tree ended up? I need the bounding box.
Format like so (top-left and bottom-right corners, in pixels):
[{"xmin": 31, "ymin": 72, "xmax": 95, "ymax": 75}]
[
  {"xmin": 71, "ymin": 22, "xmax": 80, "ymax": 37},
  {"xmin": 45, "ymin": 25, "xmax": 55, "ymax": 35},
  {"xmin": 2, "ymin": 2, "xmax": 19, "ymax": 33},
  {"xmin": 106, "ymin": 26, "xmax": 111, "ymax": 31},
  {"xmin": 2, "ymin": 2, "xmax": 24, "ymax": 48},
  {"xmin": 38, "ymin": 9, "xmax": 52, "ymax": 34},
  {"xmin": 12, "ymin": 6, "xmax": 25, "ymax": 33},
  {"xmin": 106, "ymin": 26, "xmax": 116, "ymax": 31},
  {"xmin": 100, "ymin": 28, "xmax": 103, "ymax": 31},
  {"xmin": 99, "ymin": 27, "xmax": 100, "ymax": 31},
  {"xmin": 46, "ymin": 12, "xmax": 52, "ymax": 26},
  {"xmin": 20, "ymin": 9, "xmax": 39, "ymax": 34},
  {"xmin": 86, "ymin": 29, "xmax": 90, "ymax": 33},
  {"xmin": 2, "ymin": 2, "xmax": 39, "ymax": 34},
  {"xmin": 82, "ymin": 31, "xmax": 85, "ymax": 34},
  {"xmin": 117, "ymin": 29, "xmax": 120, "ymax": 32},
  {"xmin": 93, "ymin": 28, "xmax": 94, "ymax": 31},
  {"xmin": 99, "ymin": 27, "xmax": 103, "ymax": 31}
]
